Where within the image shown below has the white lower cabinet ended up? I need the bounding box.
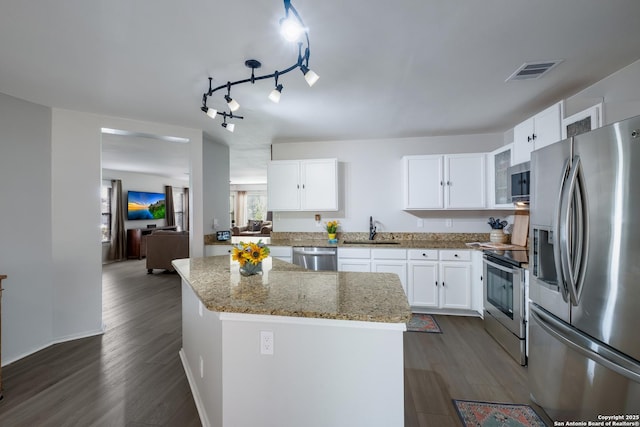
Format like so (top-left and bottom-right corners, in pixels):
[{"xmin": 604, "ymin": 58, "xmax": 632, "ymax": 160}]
[
  {"xmin": 408, "ymin": 249, "xmax": 473, "ymax": 312},
  {"xmin": 337, "ymin": 247, "xmax": 371, "ymax": 272},
  {"xmin": 371, "ymin": 248, "xmax": 407, "ymax": 295},
  {"xmin": 269, "ymin": 246, "xmax": 293, "ymax": 263},
  {"xmin": 206, "ymin": 245, "xmax": 232, "ymax": 256}
]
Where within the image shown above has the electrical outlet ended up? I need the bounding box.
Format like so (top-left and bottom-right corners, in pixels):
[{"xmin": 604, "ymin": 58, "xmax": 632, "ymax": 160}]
[
  {"xmin": 445, "ymin": 218, "xmax": 453, "ymax": 228},
  {"xmin": 417, "ymin": 219, "xmax": 424, "ymax": 228},
  {"xmin": 198, "ymin": 301, "xmax": 203, "ymax": 317},
  {"xmin": 200, "ymin": 356, "xmax": 204, "ymax": 378},
  {"xmin": 260, "ymin": 330, "xmax": 274, "ymax": 355}
]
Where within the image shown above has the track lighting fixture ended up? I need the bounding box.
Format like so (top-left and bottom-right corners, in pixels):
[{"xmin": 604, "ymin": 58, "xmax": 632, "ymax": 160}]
[{"xmin": 200, "ymin": 0, "xmax": 318, "ymax": 131}]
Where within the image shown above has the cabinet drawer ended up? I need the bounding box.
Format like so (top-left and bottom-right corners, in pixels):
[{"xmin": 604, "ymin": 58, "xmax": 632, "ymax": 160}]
[
  {"xmin": 338, "ymin": 248, "xmax": 371, "ymax": 259},
  {"xmin": 371, "ymin": 248, "xmax": 407, "ymax": 260},
  {"xmin": 439, "ymin": 250, "xmax": 471, "ymax": 261},
  {"xmin": 408, "ymin": 249, "xmax": 439, "ymax": 260}
]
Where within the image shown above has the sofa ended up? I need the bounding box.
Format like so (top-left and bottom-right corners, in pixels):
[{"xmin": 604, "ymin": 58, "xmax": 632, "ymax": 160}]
[
  {"xmin": 232, "ymin": 219, "xmax": 272, "ymax": 237},
  {"xmin": 145, "ymin": 230, "xmax": 189, "ymax": 273}
]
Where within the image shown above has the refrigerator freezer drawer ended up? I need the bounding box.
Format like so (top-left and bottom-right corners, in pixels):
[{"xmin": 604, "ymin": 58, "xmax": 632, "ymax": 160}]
[{"xmin": 529, "ymin": 306, "xmax": 640, "ymax": 421}]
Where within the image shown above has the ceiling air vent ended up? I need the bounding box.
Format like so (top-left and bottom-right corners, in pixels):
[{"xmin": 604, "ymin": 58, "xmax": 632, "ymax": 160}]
[{"xmin": 506, "ymin": 60, "xmax": 563, "ymax": 82}]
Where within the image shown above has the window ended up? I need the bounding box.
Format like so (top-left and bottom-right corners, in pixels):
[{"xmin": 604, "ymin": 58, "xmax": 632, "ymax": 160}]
[
  {"xmin": 246, "ymin": 192, "xmax": 267, "ymax": 220},
  {"xmin": 101, "ymin": 185, "xmax": 112, "ymax": 242},
  {"xmin": 173, "ymin": 188, "xmax": 184, "ymax": 231}
]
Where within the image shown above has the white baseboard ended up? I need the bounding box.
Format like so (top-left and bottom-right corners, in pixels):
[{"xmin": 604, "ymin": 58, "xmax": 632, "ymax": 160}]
[
  {"xmin": 2, "ymin": 325, "xmax": 105, "ymax": 366},
  {"xmin": 179, "ymin": 348, "xmax": 209, "ymax": 427}
]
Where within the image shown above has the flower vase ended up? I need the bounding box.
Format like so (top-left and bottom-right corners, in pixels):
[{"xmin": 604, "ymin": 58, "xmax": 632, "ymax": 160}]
[
  {"xmin": 489, "ymin": 229, "xmax": 508, "ymax": 244},
  {"xmin": 239, "ymin": 262, "xmax": 263, "ymax": 277},
  {"xmin": 328, "ymin": 233, "xmax": 337, "ymax": 243}
]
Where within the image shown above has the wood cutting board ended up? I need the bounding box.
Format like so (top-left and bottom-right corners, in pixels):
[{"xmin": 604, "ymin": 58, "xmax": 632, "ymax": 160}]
[{"xmin": 511, "ymin": 214, "xmax": 529, "ymax": 247}]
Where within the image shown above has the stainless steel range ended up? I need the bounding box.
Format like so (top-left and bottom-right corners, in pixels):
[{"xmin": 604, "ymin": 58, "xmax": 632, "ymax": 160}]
[{"xmin": 483, "ymin": 248, "xmax": 528, "ymax": 365}]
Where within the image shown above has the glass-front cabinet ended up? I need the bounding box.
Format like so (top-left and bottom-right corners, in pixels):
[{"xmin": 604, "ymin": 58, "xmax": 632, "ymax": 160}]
[{"xmin": 487, "ymin": 143, "xmax": 513, "ymax": 208}]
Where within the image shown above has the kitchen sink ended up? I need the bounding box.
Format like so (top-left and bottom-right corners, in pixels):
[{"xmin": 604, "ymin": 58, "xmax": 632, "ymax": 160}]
[{"xmin": 343, "ymin": 241, "xmax": 400, "ymax": 245}]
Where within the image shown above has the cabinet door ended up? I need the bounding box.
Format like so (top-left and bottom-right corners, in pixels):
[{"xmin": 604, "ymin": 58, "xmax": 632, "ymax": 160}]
[
  {"xmin": 513, "ymin": 117, "xmax": 535, "ymax": 165},
  {"xmin": 372, "ymin": 261, "xmax": 407, "ymax": 295},
  {"xmin": 533, "ymin": 102, "xmax": 562, "ymax": 151},
  {"xmin": 403, "ymin": 155, "xmax": 444, "ymax": 209},
  {"xmin": 267, "ymin": 161, "xmax": 301, "ymax": 211},
  {"xmin": 301, "ymin": 159, "xmax": 338, "ymax": 211},
  {"xmin": 408, "ymin": 261, "xmax": 439, "ymax": 308},
  {"xmin": 439, "ymin": 262, "xmax": 472, "ymax": 310},
  {"xmin": 445, "ymin": 154, "xmax": 486, "ymax": 209},
  {"xmin": 488, "ymin": 144, "xmax": 513, "ymax": 208}
]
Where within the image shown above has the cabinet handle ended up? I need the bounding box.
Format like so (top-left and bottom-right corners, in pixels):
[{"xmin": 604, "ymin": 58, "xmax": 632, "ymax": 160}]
[
  {"xmin": 454, "ymin": 254, "xmax": 459, "ymax": 258},
  {"xmin": 302, "ymin": 184, "xmax": 305, "ymax": 189},
  {"xmin": 435, "ymin": 281, "xmax": 438, "ymax": 287},
  {"xmin": 447, "ymin": 181, "xmax": 451, "ymax": 186},
  {"xmin": 297, "ymin": 184, "xmax": 300, "ymax": 189},
  {"xmin": 527, "ymin": 135, "xmax": 532, "ymax": 142},
  {"xmin": 422, "ymin": 253, "xmax": 427, "ymax": 257},
  {"xmin": 532, "ymin": 133, "xmax": 537, "ymax": 140},
  {"xmin": 442, "ymin": 282, "xmax": 445, "ymax": 287},
  {"xmin": 440, "ymin": 181, "xmax": 443, "ymax": 186}
]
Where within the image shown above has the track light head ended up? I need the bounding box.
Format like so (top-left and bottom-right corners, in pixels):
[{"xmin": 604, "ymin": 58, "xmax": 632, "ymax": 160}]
[
  {"xmin": 279, "ymin": 16, "xmax": 305, "ymax": 42},
  {"xmin": 205, "ymin": 107, "xmax": 217, "ymax": 119},
  {"xmin": 222, "ymin": 122, "xmax": 235, "ymax": 132},
  {"xmin": 300, "ymin": 65, "xmax": 319, "ymax": 87},
  {"xmin": 269, "ymin": 84, "xmax": 283, "ymax": 103},
  {"xmin": 225, "ymin": 94, "xmax": 240, "ymax": 112}
]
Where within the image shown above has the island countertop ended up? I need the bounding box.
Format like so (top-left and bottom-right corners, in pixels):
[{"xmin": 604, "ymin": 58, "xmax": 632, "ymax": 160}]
[{"xmin": 172, "ymin": 256, "xmax": 411, "ymax": 324}]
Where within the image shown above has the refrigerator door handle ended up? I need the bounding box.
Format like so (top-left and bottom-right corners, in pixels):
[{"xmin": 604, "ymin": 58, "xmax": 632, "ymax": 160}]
[
  {"xmin": 559, "ymin": 156, "xmax": 588, "ymax": 306},
  {"xmin": 531, "ymin": 304, "xmax": 640, "ymax": 383},
  {"xmin": 553, "ymin": 158, "xmax": 571, "ymax": 303}
]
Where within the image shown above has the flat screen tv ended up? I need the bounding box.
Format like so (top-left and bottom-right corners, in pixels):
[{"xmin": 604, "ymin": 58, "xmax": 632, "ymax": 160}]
[{"xmin": 127, "ymin": 191, "xmax": 166, "ymax": 220}]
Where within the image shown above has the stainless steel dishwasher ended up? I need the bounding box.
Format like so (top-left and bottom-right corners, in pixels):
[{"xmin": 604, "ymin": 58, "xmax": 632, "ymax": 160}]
[{"xmin": 292, "ymin": 247, "xmax": 338, "ymax": 271}]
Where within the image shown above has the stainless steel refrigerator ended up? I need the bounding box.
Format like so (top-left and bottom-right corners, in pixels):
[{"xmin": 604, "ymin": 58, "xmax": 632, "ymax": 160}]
[{"xmin": 529, "ymin": 115, "xmax": 640, "ymax": 421}]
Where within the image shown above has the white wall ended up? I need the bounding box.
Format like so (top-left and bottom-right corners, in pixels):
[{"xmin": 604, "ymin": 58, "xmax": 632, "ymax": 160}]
[
  {"xmin": 203, "ymin": 136, "xmax": 230, "ymax": 234},
  {"xmin": 271, "ymin": 133, "xmax": 506, "ymax": 233},
  {"xmin": 565, "ymin": 59, "xmax": 640, "ymax": 124},
  {"xmin": 0, "ymin": 93, "xmax": 54, "ymax": 363},
  {"xmin": 1, "ymin": 96, "xmax": 206, "ymax": 364}
]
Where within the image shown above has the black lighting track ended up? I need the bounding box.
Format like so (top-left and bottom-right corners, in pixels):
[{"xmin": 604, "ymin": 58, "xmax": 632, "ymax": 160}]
[{"xmin": 200, "ymin": 0, "xmax": 317, "ymax": 131}]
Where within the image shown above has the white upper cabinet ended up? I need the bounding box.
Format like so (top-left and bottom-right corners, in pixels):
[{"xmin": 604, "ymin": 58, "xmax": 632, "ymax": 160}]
[
  {"xmin": 512, "ymin": 101, "xmax": 563, "ymax": 165},
  {"xmin": 402, "ymin": 154, "xmax": 485, "ymax": 210},
  {"xmin": 486, "ymin": 143, "xmax": 513, "ymax": 209},
  {"xmin": 268, "ymin": 159, "xmax": 338, "ymax": 211},
  {"xmin": 403, "ymin": 155, "xmax": 444, "ymax": 209}
]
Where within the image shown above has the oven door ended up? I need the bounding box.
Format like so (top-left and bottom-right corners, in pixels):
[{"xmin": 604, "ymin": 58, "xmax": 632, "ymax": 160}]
[{"xmin": 483, "ymin": 256, "xmax": 525, "ymax": 337}]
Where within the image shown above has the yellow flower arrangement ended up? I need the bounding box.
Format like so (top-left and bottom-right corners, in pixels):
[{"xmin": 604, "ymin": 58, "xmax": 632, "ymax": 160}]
[
  {"xmin": 232, "ymin": 240, "xmax": 270, "ymax": 266},
  {"xmin": 325, "ymin": 220, "xmax": 339, "ymax": 234}
]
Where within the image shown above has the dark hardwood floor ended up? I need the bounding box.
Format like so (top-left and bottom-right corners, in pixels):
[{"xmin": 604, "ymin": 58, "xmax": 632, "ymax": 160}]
[{"xmin": 0, "ymin": 259, "xmax": 549, "ymax": 426}]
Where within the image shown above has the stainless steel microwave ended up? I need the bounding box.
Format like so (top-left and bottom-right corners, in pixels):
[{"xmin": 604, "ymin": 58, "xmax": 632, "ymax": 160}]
[{"xmin": 508, "ymin": 161, "xmax": 530, "ymax": 203}]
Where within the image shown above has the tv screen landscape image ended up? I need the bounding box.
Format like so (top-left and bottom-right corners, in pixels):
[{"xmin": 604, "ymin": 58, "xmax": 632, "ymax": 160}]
[{"xmin": 127, "ymin": 191, "xmax": 166, "ymax": 220}]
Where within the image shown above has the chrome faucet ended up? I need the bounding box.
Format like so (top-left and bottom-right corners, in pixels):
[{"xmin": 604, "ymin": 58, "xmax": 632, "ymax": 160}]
[{"xmin": 369, "ymin": 216, "xmax": 377, "ymax": 240}]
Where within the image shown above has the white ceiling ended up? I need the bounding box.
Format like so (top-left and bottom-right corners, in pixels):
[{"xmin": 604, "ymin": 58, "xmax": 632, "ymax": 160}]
[{"xmin": 2, "ymin": 0, "xmax": 640, "ymax": 184}]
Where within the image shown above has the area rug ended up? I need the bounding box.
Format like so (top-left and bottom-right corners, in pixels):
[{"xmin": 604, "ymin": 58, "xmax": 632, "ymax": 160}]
[
  {"xmin": 452, "ymin": 399, "xmax": 547, "ymax": 427},
  {"xmin": 406, "ymin": 313, "xmax": 442, "ymax": 333}
]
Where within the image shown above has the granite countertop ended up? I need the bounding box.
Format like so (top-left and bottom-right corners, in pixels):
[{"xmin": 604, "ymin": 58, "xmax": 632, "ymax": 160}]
[
  {"xmin": 205, "ymin": 232, "xmax": 491, "ymax": 250},
  {"xmin": 172, "ymin": 256, "xmax": 411, "ymax": 324}
]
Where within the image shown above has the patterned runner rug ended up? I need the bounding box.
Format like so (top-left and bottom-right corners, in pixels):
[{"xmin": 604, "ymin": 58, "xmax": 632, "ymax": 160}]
[
  {"xmin": 406, "ymin": 313, "xmax": 442, "ymax": 333},
  {"xmin": 453, "ymin": 399, "xmax": 547, "ymax": 427}
]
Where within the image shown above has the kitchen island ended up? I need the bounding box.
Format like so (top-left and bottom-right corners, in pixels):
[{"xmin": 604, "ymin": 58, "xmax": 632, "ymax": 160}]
[{"xmin": 173, "ymin": 255, "xmax": 411, "ymax": 427}]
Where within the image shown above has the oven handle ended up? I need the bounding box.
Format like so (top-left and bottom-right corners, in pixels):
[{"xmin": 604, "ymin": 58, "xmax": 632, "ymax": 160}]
[{"xmin": 483, "ymin": 257, "xmax": 517, "ymax": 274}]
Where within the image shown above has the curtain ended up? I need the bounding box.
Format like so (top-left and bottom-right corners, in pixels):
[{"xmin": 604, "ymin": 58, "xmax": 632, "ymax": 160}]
[
  {"xmin": 236, "ymin": 191, "xmax": 247, "ymax": 227},
  {"xmin": 165, "ymin": 185, "xmax": 175, "ymax": 227},
  {"xmin": 183, "ymin": 187, "xmax": 190, "ymax": 232},
  {"xmin": 108, "ymin": 179, "xmax": 126, "ymax": 261}
]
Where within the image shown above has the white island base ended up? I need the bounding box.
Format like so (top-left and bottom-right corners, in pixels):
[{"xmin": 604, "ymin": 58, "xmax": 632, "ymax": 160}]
[{"xmin": 180, "ymin": 281, "xmax": 406, "ymax": 427}]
